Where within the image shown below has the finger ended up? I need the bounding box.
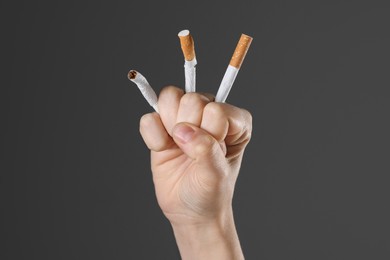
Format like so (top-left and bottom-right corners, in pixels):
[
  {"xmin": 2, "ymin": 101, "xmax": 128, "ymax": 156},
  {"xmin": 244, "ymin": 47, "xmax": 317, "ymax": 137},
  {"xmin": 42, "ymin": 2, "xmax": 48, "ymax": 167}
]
[
  {"xmin": 197, "ymin": 92, "xmax": 215, "ymax": 102},
  {"xmin": 176, "ymin": 93, "xmax": 211, "ymax": 127},
  {"xmin": 139, "ymin": 112, "xmax": 174, "ymax": 152},
  {"xmin": 158, "ymin": 86, "xmax": 184, "ymax": 136},
  {"xmin": 172, "ymin": 123, "xmax": 225, "ymax": 168},
  {"xmin": 200, "ymin": 102, "xmax": 252, "ymax": 146}
]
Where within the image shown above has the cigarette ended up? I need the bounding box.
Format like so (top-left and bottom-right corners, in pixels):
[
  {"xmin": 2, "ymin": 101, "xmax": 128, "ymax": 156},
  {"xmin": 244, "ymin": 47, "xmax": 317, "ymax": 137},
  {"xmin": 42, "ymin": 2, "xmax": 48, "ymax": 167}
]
[
  {"xmin": 215, "ymin": 34, "xmax": 253, "ymax": 103},
  {"xmin": 178, "ymin": 29, "xmax": 197, "ymax": 93},
  {"xmin": 127, "ymin": 70, "xmax": 159, "ymax": 113}
]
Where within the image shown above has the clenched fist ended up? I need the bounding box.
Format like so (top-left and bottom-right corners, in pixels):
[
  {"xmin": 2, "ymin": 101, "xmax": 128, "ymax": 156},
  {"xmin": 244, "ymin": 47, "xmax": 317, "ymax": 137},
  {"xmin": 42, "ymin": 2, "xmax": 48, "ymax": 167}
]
[{"xmin": 139, "ymin": 86, "xmax": 252, "ymax": 260}]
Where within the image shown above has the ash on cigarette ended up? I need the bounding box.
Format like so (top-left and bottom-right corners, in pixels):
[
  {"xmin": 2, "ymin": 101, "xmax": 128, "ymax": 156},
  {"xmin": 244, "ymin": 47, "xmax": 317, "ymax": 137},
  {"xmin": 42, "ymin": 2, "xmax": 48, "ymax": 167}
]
[{"xmin": 128, "ymin": 70, "xmax": 137, "ymax": 80}]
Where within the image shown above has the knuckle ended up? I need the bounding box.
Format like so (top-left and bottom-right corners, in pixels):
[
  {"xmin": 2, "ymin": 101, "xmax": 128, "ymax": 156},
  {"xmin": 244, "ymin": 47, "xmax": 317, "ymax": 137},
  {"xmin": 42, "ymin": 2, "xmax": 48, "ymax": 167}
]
[
  {"xmin": 240, "ymin": 109, "xmax": 253, "ymax": 140},
  {"xmin": 152, "ymin": 139, "xmax": 169, "ymax": 152},
  {"xmin": 197, "ymin": 92, "xmax": 215, "ymax": 102},
  {"xmin": 241, "ymin": 108, "xmax": 253, "ymax": 127},
  {"xmin": 204, "ymin": 102, "xmax": 225, "ymax": 117},
  {"xmin": 159, "ymin": 85, "xmax": 184, "ymax": 98},
  {"xmin": 139, "ymin": 113, "xmax": 154, "ymax": 130},
  {"xmin": 139, "ymin": 112, "xmax": 160, "ymax": 135},
  {"xmin": 180, "ymin": 92, "xmax": 208, "ymax": 107}
]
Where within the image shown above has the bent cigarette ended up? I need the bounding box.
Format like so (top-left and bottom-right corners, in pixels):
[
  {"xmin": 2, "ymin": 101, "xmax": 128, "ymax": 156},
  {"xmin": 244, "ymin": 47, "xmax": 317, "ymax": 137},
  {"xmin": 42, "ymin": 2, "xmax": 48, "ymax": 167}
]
[
  {"xmin": 127, "ymin": 70, "xmax": 159, "ymax": 112},
  {"xmin": 215, "ymin": 34, "xmax": 253, "ymax": 103},
  {"xmin": 178, "ymin": 29, "xmax": 197, "ymax": 93}
]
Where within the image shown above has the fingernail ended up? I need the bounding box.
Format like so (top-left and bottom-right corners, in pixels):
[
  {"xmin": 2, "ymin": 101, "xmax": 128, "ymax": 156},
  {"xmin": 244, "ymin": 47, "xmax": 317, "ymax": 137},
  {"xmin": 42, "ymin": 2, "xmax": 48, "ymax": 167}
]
[{"xmin": 174, "ymin": 124, "xmax": 195, "ymax": 143}]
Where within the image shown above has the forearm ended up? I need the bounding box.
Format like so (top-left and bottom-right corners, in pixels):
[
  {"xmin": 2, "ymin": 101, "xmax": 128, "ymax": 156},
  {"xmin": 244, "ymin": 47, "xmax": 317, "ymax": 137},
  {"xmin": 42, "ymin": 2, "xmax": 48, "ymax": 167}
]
[{"xmin": 171, "ymin": 208, "xmax": 244, "ymax": 260}]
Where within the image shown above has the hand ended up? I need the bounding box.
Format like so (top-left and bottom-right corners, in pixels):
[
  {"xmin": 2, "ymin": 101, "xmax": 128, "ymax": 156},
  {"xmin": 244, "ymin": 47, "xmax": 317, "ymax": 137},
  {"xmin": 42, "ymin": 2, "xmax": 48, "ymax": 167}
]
[{"xmin": 139, "ymin": 86, "xmax": 252, "ymax": 259}]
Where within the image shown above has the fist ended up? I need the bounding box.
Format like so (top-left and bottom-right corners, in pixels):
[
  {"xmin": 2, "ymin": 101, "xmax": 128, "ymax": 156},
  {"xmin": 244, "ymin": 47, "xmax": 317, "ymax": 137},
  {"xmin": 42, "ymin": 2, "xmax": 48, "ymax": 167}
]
[{"xmin": 139, "ymin": 86, "xmax": 252, "ymax": 225}]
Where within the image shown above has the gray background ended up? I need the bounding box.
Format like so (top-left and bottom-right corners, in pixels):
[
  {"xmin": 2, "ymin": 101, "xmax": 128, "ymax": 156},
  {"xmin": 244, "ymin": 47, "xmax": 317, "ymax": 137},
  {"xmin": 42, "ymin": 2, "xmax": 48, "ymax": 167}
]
[{"xmin": 1, "ymin": 0, "xmax": 390, "ymax": 259}]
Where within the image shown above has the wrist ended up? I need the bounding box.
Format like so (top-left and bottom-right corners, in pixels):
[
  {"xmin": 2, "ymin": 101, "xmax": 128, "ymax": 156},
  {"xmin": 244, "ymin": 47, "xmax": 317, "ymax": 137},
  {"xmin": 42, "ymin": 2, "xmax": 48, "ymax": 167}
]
[{"xmin": 170, "ymin": 209, "xmax": 244, "ymax": 260}]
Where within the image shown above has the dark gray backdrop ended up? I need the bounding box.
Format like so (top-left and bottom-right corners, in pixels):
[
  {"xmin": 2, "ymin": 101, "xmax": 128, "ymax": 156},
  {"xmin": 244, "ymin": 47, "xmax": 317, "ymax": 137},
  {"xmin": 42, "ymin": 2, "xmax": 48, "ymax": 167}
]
[{"xmin": 1, "ymin": 0, "xmax": 390, "ymax": 259}]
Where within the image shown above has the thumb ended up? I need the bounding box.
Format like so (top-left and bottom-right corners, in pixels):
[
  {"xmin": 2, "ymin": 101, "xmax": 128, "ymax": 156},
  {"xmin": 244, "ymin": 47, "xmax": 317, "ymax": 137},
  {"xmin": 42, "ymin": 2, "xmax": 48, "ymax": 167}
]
[{"xmin": 172, "ymin": 123, "xmax": 224, "ymax": 163}]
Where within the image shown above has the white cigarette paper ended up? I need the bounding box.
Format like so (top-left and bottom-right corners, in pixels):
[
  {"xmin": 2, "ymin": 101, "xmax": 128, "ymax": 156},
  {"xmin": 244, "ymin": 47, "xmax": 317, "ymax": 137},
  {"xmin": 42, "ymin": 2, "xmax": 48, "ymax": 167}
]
[
  {"xmin": 215, "ymin": 34, "xmax": 253, "ymax": 103},
  {"xmin": 127, "ymin": 70, "xmax": 159, "ymax": 113},
  {"xmin": 215, "ymin": 65, "xmax": 239, "ymax": 103},
  {"xmin": 178, "ymin": 29, "xmax": 197, "ymax": 93},
  {"xmin": 184, "ymin": 58, "xmax": 197, "ymax": 93}
]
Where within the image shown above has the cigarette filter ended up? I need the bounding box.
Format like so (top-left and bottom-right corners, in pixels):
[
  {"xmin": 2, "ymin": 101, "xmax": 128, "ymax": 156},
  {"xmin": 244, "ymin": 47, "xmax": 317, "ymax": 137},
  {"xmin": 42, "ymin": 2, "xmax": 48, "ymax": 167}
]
[
  {"xmin": 127, "ymin": 70, "xmax": 159, "ymax": 112},
  {"xmin": 215, "ymin": 34, "xmax": 253, "ymax": 103},
  {"xmin": 178, "ymin": 29, "xmax": 197, "ymax": 93}
]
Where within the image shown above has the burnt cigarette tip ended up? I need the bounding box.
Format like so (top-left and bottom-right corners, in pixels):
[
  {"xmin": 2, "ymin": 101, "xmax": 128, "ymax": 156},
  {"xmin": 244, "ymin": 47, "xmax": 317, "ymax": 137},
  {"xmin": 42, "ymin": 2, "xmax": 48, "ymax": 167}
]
[{"xmin": 128, "ymin": 70, "xmax": 137, "ymax": 80}]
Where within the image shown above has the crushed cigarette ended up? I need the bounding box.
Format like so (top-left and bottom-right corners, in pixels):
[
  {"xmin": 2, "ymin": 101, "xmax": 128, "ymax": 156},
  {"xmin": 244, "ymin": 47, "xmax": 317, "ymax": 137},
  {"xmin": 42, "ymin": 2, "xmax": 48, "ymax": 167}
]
[{"xmin": 127, "ymin": 70, "xmax": 159, "ymax": 113}]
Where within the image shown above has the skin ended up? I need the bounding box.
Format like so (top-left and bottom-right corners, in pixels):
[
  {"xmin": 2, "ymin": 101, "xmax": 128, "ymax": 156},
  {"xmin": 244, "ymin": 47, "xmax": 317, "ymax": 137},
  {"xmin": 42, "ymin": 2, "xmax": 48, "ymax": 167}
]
[{"xmin": 139, "ymin": 86, "xmax": 252, "ymax": 260}]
